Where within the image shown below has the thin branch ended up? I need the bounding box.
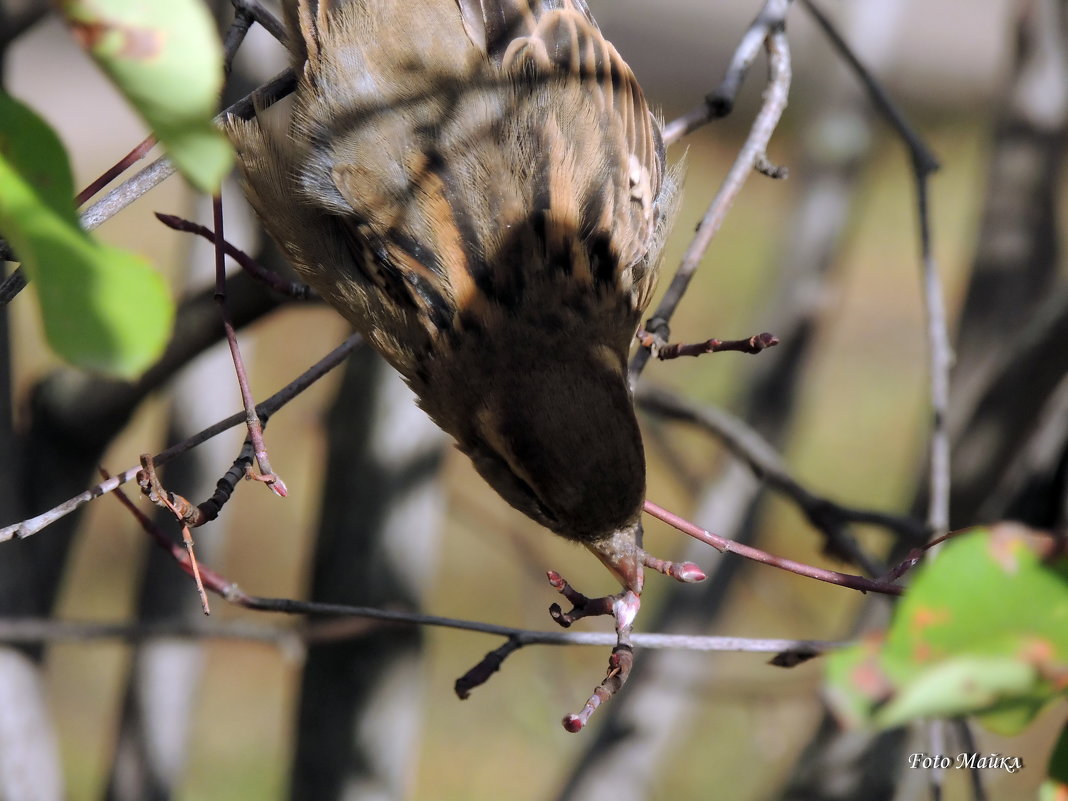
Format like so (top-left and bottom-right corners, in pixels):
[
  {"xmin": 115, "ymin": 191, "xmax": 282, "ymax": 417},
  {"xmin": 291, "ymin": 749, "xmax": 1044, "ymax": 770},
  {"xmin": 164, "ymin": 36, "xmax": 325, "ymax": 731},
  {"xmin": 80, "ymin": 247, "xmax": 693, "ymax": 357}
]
[
  {"xmin": 637, "ymin": 330, "xmax": 780, "ymax": 361},
  {"xmin": 802, "ymin": 0, "xmax": 949, "ymax": 535},
  {"xmin": 74, "ymin": 134, "xmax": 156, "ymax": 207},
  {"xmin": 637, "ymin": 384, "xmax": 928, "ymax": 557},
  {"xmin": 76, "ymin": 68, "xmax": 296, "ymax": 235},
  {"xmin": 0, "ymin": 617, "xmax": 302, "ymax": 648},
  {"xmin": 230, "ymin": 0, "xmax": 288, "ymax": 47},
  {"xmin": 222, "ymin": 3, "xmax": 255, "ymax": 74},
  {"xmin": 105, "ymin": 471, "xmax": 843, "ymax": 706},
  {"xmin": 0, "ymin": 615, "xmax": 840, "ymax": 657},
  {"xmin": 643, "ymin": 500, "xmax": 904, "ymax": 596},
  {"xmin": 155, "ymin": 213, "xmax": 314, "ymax": 300},
  {"xmin": 919, "ymin": 202, "xmax": 952, "ymax": 537},
  {"xmin": 137, "ymin": 440, "xmax": 255, "ymax": 529},
  {"xmin": 91, "ymin": 480, "xmax": 846, "ymax": 657},
  {"xmin": 130, "ymin": 462, "xmax": 212, "ymax": 614},
  {"xmin": 630, "ymin": 23, "xmax": 792, "ymax": 382},
  {"xmin": 212, "ymin": 194, "xmax": 286, "ymax": 496},
  {"xmin": 800, "ymin": 0, "xmax": 939, "ymax": 175},
  {"xmin": 662, "ymin": 0, "xmax": 794, "ymax": 145},
  {"xmin": 0, "ymin": 334, "xmax": 361, "ymax": 542}
]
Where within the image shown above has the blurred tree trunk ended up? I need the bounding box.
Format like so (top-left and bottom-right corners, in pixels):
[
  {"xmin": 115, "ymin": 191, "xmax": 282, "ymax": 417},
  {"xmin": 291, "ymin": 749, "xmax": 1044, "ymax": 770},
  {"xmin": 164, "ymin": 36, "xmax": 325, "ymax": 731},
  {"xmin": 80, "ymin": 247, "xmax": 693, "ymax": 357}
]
[
  {"xmin": 289, "ymin": 346, "xmax": 446, "ymax": 801},
  {"xmin": 784, "ymin": 1, "xmax": 1068, "ymax": 800},
  {"xmin": 941, "ymin": 0, "xmax": 1068, "ymax": 527}
]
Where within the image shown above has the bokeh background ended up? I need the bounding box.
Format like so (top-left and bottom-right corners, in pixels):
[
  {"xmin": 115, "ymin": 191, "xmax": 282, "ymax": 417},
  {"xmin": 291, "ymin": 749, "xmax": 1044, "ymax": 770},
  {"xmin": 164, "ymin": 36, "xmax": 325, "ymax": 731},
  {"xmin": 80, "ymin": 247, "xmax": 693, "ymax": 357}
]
[{"xmin": 3, "ymin": 1, "xmax": 1065, "ymax": 799}]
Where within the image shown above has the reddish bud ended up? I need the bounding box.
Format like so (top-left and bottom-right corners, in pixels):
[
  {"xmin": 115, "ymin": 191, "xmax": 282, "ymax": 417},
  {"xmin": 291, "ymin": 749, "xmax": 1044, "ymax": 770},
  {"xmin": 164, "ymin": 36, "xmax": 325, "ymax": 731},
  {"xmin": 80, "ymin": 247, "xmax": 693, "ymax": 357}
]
[
  {"xmin": 674, "ymin": 562, "xmax": 707, "ymax": 583},
  {"xmin": 562, "ymin": 714, "xmax": 584, "ymax": 733}
]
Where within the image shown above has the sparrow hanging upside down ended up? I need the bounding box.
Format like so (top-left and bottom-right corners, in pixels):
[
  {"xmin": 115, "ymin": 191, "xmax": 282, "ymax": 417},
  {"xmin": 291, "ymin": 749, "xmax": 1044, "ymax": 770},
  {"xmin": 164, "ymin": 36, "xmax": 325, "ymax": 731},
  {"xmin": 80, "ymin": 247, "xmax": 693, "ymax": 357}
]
[{"xmin": 225, "ymin": 0, "xmax": 705, "ymax": 731}]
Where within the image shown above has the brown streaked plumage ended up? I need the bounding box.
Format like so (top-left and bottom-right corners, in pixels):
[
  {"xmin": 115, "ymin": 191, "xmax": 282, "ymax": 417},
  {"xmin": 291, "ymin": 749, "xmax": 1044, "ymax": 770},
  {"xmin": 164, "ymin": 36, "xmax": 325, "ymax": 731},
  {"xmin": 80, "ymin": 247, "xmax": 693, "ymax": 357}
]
[{"xmin": 225, "ymin": 0, "xmax": 701, "ymax": 730}]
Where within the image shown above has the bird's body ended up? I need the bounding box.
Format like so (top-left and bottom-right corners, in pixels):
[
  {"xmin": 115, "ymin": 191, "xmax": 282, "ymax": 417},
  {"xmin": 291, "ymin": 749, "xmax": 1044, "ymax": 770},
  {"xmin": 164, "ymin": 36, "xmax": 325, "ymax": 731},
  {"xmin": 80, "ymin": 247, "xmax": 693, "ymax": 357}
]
[{"xmin": 226, "ymin": 0, "xmax": 699, "ymax": 729}]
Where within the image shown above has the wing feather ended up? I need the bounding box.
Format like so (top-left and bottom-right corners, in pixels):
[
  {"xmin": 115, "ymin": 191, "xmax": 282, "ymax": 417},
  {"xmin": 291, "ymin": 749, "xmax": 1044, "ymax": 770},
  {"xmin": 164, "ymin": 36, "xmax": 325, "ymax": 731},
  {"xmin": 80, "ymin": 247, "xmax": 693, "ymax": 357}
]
[{"xmin": 230, "ymin": 0, "xmax": 671, "ymax": 363}]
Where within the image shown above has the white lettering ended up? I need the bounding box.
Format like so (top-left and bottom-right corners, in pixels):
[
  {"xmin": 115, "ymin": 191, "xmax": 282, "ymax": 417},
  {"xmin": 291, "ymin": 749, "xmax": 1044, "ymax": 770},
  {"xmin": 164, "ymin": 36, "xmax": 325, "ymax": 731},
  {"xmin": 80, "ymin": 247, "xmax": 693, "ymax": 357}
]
[{"xmin": 915, "ymin": 752, "xmax": 1024, "ymax": 772}]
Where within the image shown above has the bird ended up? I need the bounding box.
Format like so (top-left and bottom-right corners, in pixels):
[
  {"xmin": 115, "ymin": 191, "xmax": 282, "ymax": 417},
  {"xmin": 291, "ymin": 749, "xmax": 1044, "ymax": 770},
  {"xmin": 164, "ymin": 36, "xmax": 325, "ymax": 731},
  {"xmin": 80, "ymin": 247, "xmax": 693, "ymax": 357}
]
[{"xmin": 224, "ymin": 0, "xmax": 705, "ymax": 731}]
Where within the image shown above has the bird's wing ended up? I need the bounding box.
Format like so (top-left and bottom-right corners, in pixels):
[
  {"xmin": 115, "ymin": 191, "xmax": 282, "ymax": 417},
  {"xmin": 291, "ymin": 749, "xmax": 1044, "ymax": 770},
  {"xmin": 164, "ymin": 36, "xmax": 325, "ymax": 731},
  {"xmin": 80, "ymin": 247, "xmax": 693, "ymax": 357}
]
[{"xmin": 456, "ymin": 0, "xmax": 668, "ymax": 312}]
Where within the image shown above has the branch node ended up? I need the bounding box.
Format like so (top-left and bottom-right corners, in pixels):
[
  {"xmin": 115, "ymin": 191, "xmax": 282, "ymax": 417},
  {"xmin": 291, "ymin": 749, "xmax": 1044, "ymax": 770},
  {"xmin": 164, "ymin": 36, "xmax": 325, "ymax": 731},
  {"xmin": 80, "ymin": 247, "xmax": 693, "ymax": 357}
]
[{"xmin": 755, "ymin": 153, "xmax": 789, "ymax": 179}]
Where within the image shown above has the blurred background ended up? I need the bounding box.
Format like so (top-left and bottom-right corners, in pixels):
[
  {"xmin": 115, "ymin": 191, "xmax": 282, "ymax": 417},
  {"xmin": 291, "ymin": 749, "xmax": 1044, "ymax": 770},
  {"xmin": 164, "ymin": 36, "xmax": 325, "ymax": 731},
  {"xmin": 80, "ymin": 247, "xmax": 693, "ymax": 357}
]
[{"xmin": 2, "ymin": 0, "xmax": 1065, "ymax": 799}]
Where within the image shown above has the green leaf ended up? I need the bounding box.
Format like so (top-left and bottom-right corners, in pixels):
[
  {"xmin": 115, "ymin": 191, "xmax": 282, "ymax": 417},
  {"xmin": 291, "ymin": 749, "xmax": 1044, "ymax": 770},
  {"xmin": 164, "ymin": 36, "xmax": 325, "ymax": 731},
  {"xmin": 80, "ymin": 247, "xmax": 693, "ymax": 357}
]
[
  {"xmin": 826, "ymin": 524, "xmax": 1068, "ymax": 735},
  {"xmin": 0, "ymin": 91, "xmax": 174, "ymax": 377},
  {"xmin": 58, "ymin": 0, "xmax": 232, "ymax": 193}
]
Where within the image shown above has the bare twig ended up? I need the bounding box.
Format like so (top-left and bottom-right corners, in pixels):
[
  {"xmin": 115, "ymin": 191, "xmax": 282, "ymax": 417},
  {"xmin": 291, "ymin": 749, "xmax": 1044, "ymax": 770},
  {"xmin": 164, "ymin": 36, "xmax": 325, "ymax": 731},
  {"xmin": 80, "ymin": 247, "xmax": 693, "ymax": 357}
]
[
  {"xmin": 48, "ymin": 476, "xmax": 845, "ymax": 656},
  {"xmin": 137, "ymin": 437, "xmax": 258, "ymax": 530},
  {"xmin": 662, "ymin": 0, "xmax": 794, "ymax": 145},
  {"xmin": 0, "ymin": 615, "xmax": 839, "ymax": 657},
  {"xmin": 631, "ymin": 23, "xmax": 792, "ymax": 382},
  {"xmin": 643, "ymin": 500, "xmax": 904, "ymax": 596},
  {"xmin": 76, "ymin": 68, "xmax": 296, "ymax": 234},
  {"xmin": 105, "ymin": 466, "xmax": 844, "ymax": 706},
  {"xmin": 136, "ymin": 446, "xmax": 242, "ymax": 530},
  {"xmin": 222, "ymin": 6, "xmax": 254, "ymax": 75},
  {"xmin": 637, "ymin": 384, "xmax": 928, "ymax": 561},
  {"xmin": 155, "ymin": 213, "xmax": 314, "ymax": 300},
  {"xmin": 0, "ymin": 617, "xmax": 302, "ymax": 648},
  {"xmin": 140, "ymin": 465, "xmax": 211, "ymax": 614},
  {"xmin": 637, "ymin": 330, "xmax": 780, "ymax": 361},
  {"xmin": 0, "ymin": 334, "xmax": 360, "ymax": 542},
  {"xmin": 230, "ymin": 0, "xmax": 288, "ymax": 47},
  {"xmin": 74, "ymin": 135, "xmax": 157, "ymax": 207},
  {"xmin": 212, "ymin": 195, "xmax": 287, "ymax": 496},
  {"xmin": 802, "ymin": 0, "xmax": 949, "ymax": 535},
  {"xmin": 800, "ymin": 0, "xmax": 939, "ymax": 175}
]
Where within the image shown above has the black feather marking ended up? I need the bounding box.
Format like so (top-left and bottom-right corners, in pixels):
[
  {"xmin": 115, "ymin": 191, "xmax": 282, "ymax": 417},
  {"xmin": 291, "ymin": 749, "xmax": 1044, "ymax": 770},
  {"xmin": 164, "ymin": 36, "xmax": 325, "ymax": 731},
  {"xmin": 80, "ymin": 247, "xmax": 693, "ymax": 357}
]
[
  {"xmin": 388, "ymin": 228, "xmax": 454, "ymax": 332},
  {"xmin": 424, "ymin": 149, "xmax": 496, "ymax": 299},
  {"xmin": 587, "ymin": 232, "xmax": 617, "ymax": 287}
]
